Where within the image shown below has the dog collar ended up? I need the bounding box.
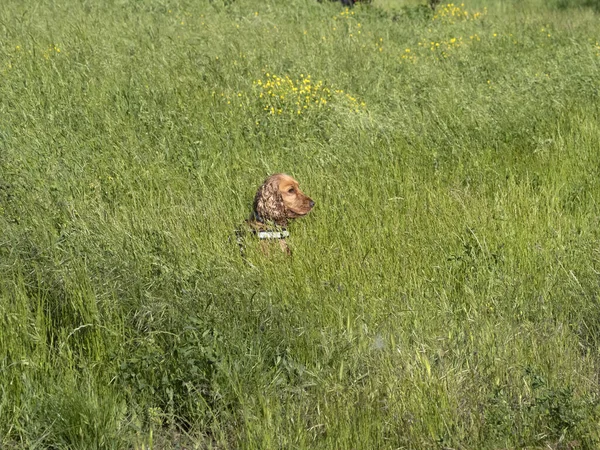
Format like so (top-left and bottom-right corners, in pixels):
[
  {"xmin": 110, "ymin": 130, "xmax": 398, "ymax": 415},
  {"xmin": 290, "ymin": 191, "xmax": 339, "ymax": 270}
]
[{"xmin": 256, "ymin": 230, "xmax": 289, "ymax": 240}]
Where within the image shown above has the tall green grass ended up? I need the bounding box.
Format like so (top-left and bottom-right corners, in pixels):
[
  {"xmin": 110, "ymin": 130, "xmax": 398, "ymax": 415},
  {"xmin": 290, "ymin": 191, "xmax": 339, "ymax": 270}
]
[{"xmin": 1, "ymin": 0, "xmax": 600, "ymax": 447}]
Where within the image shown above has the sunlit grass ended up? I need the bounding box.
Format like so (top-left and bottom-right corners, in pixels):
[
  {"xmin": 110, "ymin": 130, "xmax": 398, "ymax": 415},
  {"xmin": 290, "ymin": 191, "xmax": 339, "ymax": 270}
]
[{"xmin": 1, "ymin": 0, "xmax": 600, "ymax": 448}]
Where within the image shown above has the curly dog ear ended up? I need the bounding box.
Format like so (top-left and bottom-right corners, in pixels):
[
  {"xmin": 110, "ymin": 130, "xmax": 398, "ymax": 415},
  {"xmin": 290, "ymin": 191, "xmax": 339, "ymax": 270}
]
[{"xmin": 253, "ymin": 175, "xmax": 287, "ymax": 225}]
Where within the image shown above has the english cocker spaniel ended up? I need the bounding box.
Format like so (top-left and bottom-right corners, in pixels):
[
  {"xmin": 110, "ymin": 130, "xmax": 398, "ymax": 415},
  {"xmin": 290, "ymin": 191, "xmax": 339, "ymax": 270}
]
[{"xmin": 239, "ymin": 173, "xmax": 314, "ymax": 256}]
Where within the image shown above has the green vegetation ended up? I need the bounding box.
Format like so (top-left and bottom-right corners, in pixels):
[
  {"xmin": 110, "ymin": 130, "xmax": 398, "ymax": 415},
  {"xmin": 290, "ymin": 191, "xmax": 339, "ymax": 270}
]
[{"xmin": 1, "ymin": 0, "xmax": 600, "ymax": 447}]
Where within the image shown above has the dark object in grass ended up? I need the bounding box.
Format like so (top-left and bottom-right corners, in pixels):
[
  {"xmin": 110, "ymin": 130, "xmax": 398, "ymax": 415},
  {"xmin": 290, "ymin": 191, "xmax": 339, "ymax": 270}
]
[
  {"xmin": 319, "ymin": 0, "xmax": 371, "ymax": 7},
  {"xmin": 429, "ymin": 0, "xmax": 442, "ymax": 11}
]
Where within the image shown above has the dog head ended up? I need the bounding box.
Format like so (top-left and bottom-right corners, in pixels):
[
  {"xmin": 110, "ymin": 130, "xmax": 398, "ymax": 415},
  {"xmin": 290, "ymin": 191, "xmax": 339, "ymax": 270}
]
[{"xmin": 253, "ymin": 173, "xmax": 315, "ymax": 226}]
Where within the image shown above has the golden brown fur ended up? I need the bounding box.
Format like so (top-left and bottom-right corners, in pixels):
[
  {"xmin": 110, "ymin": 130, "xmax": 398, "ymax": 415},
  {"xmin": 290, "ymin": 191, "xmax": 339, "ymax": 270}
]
[
  {"xmin": 242, "ymin": 173, "xmax": 314, "ymax": 256},
  {"xmin": 253, "ymin": 173, "xmax": 314, "ymax": 226}
]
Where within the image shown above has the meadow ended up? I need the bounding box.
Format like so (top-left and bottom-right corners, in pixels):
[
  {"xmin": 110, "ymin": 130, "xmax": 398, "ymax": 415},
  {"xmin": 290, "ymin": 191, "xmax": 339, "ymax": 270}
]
[{"xmin": 1, "ymin": 0, "xmax": 600, "ymax": 447}]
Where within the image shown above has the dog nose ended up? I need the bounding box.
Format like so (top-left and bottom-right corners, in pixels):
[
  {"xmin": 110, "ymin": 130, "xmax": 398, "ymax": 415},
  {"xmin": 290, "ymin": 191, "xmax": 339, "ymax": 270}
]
[{"xmin": 309, "ymin": 201, "xmax": 315, "ymax": 208}]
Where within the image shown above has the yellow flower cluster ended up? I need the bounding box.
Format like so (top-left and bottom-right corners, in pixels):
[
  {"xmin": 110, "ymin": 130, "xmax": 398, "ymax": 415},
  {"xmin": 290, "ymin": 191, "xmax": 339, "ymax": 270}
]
[
  {"xmin": 253, "ymin": 73, "xmax": 365, "ymax": 116},
  {"xmin": 432, "ymin": 3, "xmax": 485, "ymax": 24},
  {"xmin": 418, "ymin": 36, "xmax": 463, "ymax": 58},
  {"xmin": 400, "ymin": 48, "xmax": 417, "ymax": 64},
  {"xmin": 332, "ymin": 8, "xmax": 362, "ymax": 38},
  {"xmin": 400, "ymin": 33, "xmax": 484, "ymax": 64},
  {"xmin": 336, "ymin": 8, "xmax": 355, "ymax": 19},
  {"xmin": 42, "ymin": 44, "xmax": 61, "ymax": 60},
  {"xmin": 216, "ymin": 91, "xmax": 247, "ymax": 108}
]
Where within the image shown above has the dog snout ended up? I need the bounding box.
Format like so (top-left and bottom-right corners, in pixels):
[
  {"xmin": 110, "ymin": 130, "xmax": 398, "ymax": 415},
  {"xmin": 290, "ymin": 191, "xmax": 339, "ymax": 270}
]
[{"xmin": 309, "ymin": 200, "xmax": 315, "ymax": 208}]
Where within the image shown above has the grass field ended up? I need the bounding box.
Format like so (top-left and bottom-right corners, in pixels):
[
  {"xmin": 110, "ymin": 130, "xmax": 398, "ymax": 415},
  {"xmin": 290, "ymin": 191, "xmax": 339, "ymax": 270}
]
[{"xmin": 1, "ymin": 0, "xmax": 600, "ymax": 447}]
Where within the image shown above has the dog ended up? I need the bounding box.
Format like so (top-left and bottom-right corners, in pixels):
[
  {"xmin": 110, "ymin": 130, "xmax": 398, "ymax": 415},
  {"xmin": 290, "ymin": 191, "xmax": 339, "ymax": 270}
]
[{"xmin": 237, "ymin": 173, "xmax": 314, "ymax": 257}]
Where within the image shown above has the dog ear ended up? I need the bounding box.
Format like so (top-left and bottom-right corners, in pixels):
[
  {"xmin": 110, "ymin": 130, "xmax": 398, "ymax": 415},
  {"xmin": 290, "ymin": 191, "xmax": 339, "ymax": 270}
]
[{"xmin": 253, "ymin": 176, "xmax": 287, "ymax": 224}]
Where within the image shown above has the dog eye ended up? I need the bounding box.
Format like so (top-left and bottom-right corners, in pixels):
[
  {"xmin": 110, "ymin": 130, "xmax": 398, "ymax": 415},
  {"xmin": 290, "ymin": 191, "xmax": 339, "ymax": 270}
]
[{"xmin": 287, "ymin": 188, "xmax": 295, "ymax": 194}]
